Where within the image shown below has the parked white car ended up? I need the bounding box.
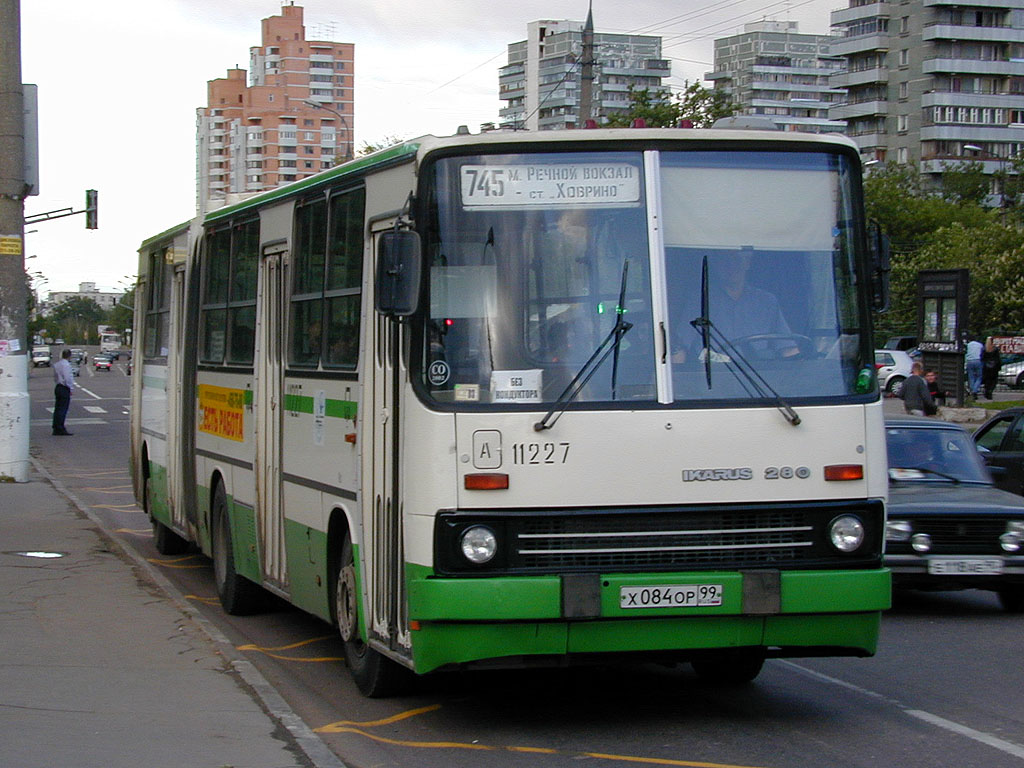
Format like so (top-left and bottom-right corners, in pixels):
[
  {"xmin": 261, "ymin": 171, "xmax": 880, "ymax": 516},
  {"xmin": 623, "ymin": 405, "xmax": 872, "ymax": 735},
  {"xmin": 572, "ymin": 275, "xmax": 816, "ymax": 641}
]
[
  {"xmin": 875, "ymin": 349, "xmax": 914, "ymax": 395},
  {"xmin": 999, "ymin": 360, "xmax": 1024, "ymax": 389}
]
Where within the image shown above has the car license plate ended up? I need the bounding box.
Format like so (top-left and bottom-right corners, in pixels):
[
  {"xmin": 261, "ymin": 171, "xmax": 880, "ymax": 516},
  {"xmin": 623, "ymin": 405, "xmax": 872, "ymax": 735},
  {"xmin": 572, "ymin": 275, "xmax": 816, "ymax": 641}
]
[
  {"xmin": 620, "ymin": 584, "xmax": 723, "ymax": 609},
  {"xmin": 927, "ymin": 557, "xmax": 1003, "ymax": 575}
]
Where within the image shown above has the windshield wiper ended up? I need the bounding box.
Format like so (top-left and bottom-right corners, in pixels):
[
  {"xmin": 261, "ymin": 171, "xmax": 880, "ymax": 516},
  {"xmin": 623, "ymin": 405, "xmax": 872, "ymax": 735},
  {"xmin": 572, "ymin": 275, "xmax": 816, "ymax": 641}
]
[
  {"xmin": 535, "ymin": 260, "xmax": 632, "ymax": 431},
  {"xmin": 688, "ymin": 261, "xmax": 800, "ymax": 427}
]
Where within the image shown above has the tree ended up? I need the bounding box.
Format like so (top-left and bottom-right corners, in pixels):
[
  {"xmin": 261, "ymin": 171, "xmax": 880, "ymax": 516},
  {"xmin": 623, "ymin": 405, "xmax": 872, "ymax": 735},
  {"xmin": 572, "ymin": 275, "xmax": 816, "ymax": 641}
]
[
  {"xmin": 357, "ymin": 136, "xmax": 406, "ymax": 157},
  {"xmin": 48, "ymin": 296, "xmax": 105, "ymax": 344},
  {"xmin": 605, "ymin": 82, "xmax": 736, "ymax": 129},
  {"xmin": 937, "ymin": 160, "xmax": 990, "ymax": 206},
  {"xmin": 106, "ymin": 286, "xmax": 135, "ymax": 335}
]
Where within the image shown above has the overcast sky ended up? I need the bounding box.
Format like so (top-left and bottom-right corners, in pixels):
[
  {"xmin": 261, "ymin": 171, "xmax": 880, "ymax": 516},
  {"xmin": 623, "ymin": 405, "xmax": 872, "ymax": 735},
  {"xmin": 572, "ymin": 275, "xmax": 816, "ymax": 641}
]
[{"xmin": 20, "ymin": 0, "xmax": 840, "ymax": 295}]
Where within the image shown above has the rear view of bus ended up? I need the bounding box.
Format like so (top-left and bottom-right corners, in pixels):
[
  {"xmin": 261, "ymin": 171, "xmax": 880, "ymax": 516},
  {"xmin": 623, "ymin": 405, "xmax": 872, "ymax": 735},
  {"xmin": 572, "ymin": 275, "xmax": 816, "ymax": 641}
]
[{"xmin": 382, "ymin": 131, "xmax": 890, "ymax": 690}]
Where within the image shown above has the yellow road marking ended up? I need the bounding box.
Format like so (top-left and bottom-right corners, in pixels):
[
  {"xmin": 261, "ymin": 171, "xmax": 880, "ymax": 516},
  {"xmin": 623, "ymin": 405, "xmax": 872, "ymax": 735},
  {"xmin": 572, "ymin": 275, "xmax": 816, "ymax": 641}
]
[
  {"xmin": 148, "ymin": 555, "xmax": 206, "ymax": 569},
  {"xmin": 316, "ymin": 706, "xmax": 767, "ymax": 767},
  {"xmin": 318, "ymin": 704, "xmax": 442, "ymax": 730},
  {"xmin": 237, "ymin": 635, "xmax": 344, "ymax": 663},
  {"xmin": 82, "ymin": 485, "xmax": 135, "ymax": 494},
  {"xmin": 184, "ymin": 595, "xmax": 220, "ymax": 605},
  {"xmin": 113, "ymin": 527, "xmax": 152, "ymax": 534}
]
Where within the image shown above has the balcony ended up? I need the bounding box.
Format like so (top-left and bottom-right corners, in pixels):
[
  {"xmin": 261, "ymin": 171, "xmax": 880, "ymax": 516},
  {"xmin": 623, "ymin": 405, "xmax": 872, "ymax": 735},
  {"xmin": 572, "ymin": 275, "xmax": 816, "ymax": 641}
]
[
  {"xmin": 924, "ymin": 58, "xmax": 1024, "ymax": 76},
  {"xmin": 924, "ymin": 0, "xmax": 1024, "ymax": 7},
  {"xmin": 829, "ymin": 33, "xmax": 889, "ymax": 57},
  {"xmin": 923, "ymin": 90, "xmax": 1024, "ymax": 109},
  {"xmin": 831, "ymin": 99, "xmax": 889, "ymax": 120},
  {"xmin": 830, "ymin": 2, "xmax": 889, "ymax": 25},
  {"xmin": 831, "ymin": 67, "xmax": 889, "ymax": 87},
  {"xmin": 924, "ymin": 24, "xmax": 1024, "ymax": 44}
]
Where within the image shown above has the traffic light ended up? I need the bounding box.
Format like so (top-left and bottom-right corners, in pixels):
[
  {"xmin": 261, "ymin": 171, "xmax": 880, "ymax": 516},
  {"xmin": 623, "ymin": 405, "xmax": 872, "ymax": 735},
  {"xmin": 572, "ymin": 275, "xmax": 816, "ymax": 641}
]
[{"xmin": 85, "ymin": 189, "xmax": 98, "ymax": 229}]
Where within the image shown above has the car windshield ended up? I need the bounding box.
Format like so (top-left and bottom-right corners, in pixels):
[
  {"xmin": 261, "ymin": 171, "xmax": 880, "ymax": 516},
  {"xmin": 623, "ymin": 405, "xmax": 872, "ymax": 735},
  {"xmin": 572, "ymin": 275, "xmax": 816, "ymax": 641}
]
[
  {"xmin": 886, "ymin": 426, "xmax": 991, "ymax": 483},
  {"xmin": 417, "ymin": 148, "xmax": 871, "ymax": 408}
]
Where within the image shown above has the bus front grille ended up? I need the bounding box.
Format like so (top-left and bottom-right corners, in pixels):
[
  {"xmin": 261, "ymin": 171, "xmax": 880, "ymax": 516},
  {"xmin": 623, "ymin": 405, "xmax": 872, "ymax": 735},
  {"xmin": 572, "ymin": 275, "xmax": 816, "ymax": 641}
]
[{"xmin": 435, "ymin": 500, "xmax": 884, "ymax": 575}]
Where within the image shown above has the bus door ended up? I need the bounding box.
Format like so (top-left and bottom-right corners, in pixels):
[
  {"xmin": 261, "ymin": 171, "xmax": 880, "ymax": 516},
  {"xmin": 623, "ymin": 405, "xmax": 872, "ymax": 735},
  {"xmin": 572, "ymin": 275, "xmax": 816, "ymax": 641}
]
[
  {"xmin": 367, "ymin": 225, "xmax": 411, "ymax": 659},
  {"xmin": 165, "ymin": 263, "xmax": 189, "ymax": 535},
  {"xmin": 254, "ymin": 240, "xmax": 289, "ymax": 591}
]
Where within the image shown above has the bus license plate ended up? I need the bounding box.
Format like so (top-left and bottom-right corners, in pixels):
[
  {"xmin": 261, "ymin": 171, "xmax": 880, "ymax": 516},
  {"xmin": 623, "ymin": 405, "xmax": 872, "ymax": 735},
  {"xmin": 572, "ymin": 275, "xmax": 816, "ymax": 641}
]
[
  {"xmin": 927, "ymin": 558, "xmax": 1003, "ymax": 575},
  {"xmin": 620, "ymin": 584, "xmax": 723, "ymax": 609}
]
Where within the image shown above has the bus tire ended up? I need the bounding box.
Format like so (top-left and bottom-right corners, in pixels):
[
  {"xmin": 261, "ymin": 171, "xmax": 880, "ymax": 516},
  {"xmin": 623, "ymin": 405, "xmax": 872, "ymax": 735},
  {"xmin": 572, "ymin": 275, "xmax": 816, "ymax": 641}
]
[
  {"xmin": 334, "ymin": 533, "xmax": 408, "ymax": 697},
  {"xmin": 691, "ymin": 650, "xmax": 765, "ymax": 685},
  {"xmin": 144, "ymin": 474, "xmax": 189, "ymax": 555},
  {"xmin": 211, "ymin": 484, "xmax": 262, "ymax": 615}
]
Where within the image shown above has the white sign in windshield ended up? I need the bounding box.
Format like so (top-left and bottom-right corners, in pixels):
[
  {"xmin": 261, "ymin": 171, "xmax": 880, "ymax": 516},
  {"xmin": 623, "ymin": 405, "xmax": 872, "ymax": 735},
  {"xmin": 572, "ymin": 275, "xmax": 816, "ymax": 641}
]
[{"xmin": 460, "ymin": 164, "xmax": 641, "ymax": 208}]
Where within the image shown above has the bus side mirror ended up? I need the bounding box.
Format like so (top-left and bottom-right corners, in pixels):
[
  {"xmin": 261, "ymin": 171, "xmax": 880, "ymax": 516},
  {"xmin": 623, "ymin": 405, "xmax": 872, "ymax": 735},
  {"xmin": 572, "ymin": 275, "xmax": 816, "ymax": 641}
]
[
  {"xmin": 375, "ymin": 230, "xmax": 422, "ymax": 317},
  {"xmin": 869, "ymin": 221, "xmax": 890, "ymax": 312}
]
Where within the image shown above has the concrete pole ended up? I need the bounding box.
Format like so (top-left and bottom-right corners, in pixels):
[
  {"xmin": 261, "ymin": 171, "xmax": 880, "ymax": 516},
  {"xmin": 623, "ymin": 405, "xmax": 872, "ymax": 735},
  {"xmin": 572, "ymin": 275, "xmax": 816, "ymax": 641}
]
[{"xmin": 0, "ymin": 0, "xmax": 30, "ymax": 482}]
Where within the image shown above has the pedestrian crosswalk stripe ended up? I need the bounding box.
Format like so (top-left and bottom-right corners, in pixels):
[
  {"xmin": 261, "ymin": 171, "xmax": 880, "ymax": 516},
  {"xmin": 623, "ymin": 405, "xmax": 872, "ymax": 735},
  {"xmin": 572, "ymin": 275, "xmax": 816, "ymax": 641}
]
[{"xmin": 83, "ymin": 406, "xmax": 107, "ymax": 414}]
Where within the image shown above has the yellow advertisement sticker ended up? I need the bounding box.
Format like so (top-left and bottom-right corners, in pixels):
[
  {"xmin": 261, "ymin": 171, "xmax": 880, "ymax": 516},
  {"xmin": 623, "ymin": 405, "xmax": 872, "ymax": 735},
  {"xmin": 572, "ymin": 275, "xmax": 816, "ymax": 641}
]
[{"xmin": 198, "ymin": 384, "xmax": 245, "ymax": 442}]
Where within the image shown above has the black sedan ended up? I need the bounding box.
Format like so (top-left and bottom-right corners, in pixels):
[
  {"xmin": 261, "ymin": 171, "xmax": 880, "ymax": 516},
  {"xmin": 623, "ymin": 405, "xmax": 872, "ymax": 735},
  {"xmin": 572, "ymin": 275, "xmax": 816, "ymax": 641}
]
[
  {"xmin": 973, "ymin": 406, "xmax": 1024, "ymax": 496},
  {"xmin": 885, "ymin": 417, "xmax": 1024, "ymax": 611}
]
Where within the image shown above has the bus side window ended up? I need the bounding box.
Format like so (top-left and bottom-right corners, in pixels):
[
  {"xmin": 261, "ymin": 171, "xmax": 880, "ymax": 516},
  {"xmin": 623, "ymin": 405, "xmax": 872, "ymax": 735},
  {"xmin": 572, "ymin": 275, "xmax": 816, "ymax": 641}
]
[
  {"xmin": 323, "ymin": 188, "xmax": 365, "ymax": 370},
  {"xmin": 290, "ymin": 198, "xmax": 327, "ymax": 368}
]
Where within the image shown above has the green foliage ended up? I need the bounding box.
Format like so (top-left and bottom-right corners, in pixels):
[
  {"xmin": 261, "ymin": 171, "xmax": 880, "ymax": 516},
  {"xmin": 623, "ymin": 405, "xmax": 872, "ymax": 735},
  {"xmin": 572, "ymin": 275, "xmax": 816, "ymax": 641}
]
[
  {"xmin": 936, "ymin": 160, "xmax": 990, "ymax": 205},
  {"xmin": 866, "ymin": 161, "xmax": 1024, "ymax": 337},
  {"xmin": 605, "ymin": 82, "xmax": 736, "ymax": 129},
  {"xmin": 47, "ymin": 296, "xmax": 105, "ymax": 344},
  {"xmin": 107, "ymin": 286, "xmax": 135, "ymax": 334}
]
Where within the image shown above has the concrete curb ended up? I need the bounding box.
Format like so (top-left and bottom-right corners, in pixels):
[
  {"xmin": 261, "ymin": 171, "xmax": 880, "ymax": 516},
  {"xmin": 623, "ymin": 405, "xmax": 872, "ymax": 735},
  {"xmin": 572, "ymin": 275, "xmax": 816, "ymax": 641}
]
[{"xmin": 30, "ymin": 457, "xmax": 348, "ymax": 768}]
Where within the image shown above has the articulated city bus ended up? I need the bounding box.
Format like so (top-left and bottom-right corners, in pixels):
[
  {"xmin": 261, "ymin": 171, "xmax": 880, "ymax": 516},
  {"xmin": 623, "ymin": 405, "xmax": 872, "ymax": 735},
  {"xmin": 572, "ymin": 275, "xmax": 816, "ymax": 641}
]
[{"xmin": 131, "ymin": 127, "xmax": 891, "ymax": 697}]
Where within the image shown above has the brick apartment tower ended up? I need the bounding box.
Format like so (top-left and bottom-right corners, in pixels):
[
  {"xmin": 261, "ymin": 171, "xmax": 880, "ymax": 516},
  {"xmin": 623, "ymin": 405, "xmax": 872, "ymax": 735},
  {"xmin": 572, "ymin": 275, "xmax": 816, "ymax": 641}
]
[{"xmin": 196, "ymin": 3, "xmax": 354, "ymax": 213}]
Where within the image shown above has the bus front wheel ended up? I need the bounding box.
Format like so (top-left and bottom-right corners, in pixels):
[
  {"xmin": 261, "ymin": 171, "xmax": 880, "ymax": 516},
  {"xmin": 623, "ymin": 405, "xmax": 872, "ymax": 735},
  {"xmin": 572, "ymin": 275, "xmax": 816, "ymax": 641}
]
[
  {"xmin": 211, "ymin": 484, "xmax": 262, "ymax": 615},
  {"xmin": 334, "ymin": 534, "xmax": 408, "ymax": 697}
]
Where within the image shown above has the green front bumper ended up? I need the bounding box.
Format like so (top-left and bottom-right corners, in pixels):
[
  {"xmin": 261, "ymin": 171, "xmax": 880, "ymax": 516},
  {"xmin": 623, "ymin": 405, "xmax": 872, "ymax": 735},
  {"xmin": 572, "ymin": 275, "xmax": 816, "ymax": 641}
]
[{"xmin": 406, "ymin": 567, "xmax": 890, "ymax": 673}]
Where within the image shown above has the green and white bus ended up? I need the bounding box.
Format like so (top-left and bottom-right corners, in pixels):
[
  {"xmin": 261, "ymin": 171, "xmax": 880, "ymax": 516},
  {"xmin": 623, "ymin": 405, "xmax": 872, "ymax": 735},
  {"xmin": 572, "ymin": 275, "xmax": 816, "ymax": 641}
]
[{"xmin": 131, "ymin": 127, "xmax": 891, "ymax": 696}]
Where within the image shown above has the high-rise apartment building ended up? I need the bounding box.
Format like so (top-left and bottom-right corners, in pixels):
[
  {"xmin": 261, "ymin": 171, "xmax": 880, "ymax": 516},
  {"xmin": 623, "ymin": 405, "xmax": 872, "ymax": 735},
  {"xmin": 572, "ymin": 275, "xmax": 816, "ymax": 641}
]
[
  {"xmin": 196, "ymin": 4, "xmax": 354, "ymax": 212},
  {"xmin": 498, "ymin": 16, "xmax": 670, "ymax": 131},
  {"xmin": 705, "ymin": 21, "xmax": 848, "ymax": 134},
  {"xmin": 828, "ymin": 0, "xmax": 1024, "ymax": 184}
]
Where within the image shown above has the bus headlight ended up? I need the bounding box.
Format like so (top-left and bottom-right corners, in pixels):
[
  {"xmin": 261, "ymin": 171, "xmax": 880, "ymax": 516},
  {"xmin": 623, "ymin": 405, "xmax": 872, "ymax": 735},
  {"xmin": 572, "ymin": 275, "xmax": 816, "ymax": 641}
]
[
  {"xmin": 460, "ymin": 526, "xmax": 497, "ymax": 564},
  {"xmin": 829, "ymin": 515, "xmax": 865, "ymax": 553}
]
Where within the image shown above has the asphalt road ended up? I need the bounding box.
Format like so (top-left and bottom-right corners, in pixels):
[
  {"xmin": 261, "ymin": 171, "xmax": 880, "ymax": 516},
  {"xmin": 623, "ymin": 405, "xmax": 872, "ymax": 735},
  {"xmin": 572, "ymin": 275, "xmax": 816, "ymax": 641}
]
[{"xmin": 27, "ymin": 356, "xmax": 1024, "ymax": 768}]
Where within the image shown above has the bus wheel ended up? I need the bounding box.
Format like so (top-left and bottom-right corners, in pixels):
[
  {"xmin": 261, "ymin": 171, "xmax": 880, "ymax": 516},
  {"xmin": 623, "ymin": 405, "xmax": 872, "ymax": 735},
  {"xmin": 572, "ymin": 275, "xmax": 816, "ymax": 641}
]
[
  {"xmin": 691, "ymin": 650, "xmax": 765, "ymax": 685},
  {"xmin": 211, "ymin": 484, "xmax": 262, "ymax": 615},
  {"xmin": 334, "ymin": 534, "xmax": 407, "ymax": 697},
  {"xmin": 145, "ymin": 475, "xmax": 189, "ymax": 555}
]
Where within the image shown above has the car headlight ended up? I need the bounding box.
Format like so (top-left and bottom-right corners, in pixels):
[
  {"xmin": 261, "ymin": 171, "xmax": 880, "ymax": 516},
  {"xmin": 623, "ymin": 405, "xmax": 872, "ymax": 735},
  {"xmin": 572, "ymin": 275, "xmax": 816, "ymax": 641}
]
[
  {"xmin": 886, "ymin": 519, "xmax": 912, "ymax": 542},
  {"xmin": 460, "ymin": 525, "xmax": 497, "ymax": 564},
  {"xmin": 1001, "ymin": 524, "xmax": 1022, "ymax": 553},
  {"xmin": 911, "ymin": 533, "xmax": 932, "ymax": 553},
  {"xmin": 829, "ymin": 515, "xmax": 865, "ymax": 553}
]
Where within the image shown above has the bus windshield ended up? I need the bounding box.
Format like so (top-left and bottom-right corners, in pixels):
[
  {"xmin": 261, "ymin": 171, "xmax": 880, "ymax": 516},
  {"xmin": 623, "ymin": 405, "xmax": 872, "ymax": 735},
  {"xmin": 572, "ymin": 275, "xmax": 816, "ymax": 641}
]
[{"xmin": 417, "ymin": 148, "xmax": 870, "ymax": 408}]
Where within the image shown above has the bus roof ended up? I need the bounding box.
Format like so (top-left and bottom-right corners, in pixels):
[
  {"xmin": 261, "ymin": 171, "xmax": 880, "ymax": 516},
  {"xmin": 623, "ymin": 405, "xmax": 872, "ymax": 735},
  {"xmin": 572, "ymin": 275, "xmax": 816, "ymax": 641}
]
[{"xmin": 168, "ymin": 126, "xmax": 861, "ymax": 234}]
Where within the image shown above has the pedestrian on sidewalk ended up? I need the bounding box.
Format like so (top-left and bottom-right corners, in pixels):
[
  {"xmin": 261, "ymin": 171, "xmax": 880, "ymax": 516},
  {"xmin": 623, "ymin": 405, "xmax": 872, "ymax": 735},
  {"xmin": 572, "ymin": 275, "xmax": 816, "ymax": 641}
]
[
  {"xmin": 900, "ymin": 361, "xmax": 936, "ymax": 417},
  {"xmin": 982, "ymin": 336, "xmax": 1002, "ymax": 400},
  {"xmin": 965, "ymin": 336, "xmax": 983, "ymax": 398},
  {"xmin": 52, "ymin": 349, "xmax": 74, "ymax": 436}
]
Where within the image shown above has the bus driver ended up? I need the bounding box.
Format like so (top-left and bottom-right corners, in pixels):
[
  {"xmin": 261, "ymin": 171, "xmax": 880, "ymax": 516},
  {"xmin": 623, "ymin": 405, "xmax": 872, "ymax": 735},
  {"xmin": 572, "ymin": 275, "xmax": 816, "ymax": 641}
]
[{"xmin": 672, "ymin": 249, "xmax": 798, "ymax": 363}]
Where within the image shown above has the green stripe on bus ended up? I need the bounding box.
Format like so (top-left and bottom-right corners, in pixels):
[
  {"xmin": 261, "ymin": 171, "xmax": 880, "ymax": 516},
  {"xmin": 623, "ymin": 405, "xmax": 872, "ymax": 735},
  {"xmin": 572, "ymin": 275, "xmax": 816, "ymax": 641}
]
[{"xmin": 283, "ymin": 394, "xmax": 358, "ymax": 420}]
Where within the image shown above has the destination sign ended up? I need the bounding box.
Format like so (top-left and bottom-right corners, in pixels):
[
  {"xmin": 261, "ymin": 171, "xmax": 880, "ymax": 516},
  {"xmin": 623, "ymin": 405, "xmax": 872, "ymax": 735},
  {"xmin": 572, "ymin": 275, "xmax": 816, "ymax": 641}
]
[{"xmin": 460, "ymin": 163, "xmax": 641, "ymax": 208}]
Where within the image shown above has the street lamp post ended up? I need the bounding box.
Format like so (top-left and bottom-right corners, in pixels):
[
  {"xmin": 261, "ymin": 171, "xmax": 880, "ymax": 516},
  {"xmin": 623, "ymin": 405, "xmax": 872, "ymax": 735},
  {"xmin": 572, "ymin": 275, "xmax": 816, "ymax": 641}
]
[{"xmin": 302, "ymin": 99, "xmax": 353, "ymax": 163}]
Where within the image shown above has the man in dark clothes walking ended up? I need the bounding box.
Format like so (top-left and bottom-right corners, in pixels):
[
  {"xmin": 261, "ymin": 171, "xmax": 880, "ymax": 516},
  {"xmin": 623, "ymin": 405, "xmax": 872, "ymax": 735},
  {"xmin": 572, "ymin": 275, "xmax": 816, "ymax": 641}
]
[{"xmin": 899, "ymin": 361, "xmax": 935, "ymax": 417}]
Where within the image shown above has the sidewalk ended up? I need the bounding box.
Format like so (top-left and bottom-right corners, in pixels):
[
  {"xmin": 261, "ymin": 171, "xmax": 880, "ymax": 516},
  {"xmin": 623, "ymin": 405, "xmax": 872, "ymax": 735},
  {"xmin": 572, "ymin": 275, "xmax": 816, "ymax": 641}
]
[{"xmin": 0, "ymin": 468, "xmax": 325, "ymax": 768}]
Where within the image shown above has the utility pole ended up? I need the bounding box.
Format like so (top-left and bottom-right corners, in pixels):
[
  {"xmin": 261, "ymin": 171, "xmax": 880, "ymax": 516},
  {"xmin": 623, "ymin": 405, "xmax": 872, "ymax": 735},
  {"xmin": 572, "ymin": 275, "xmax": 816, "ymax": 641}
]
[
  {"xmin": 578, "ymin": 2, "xmax": 596, "ymax": 128},
  {"xmin": 0, "ymin": 0, "xmax": 29, "ymax": 482}
]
